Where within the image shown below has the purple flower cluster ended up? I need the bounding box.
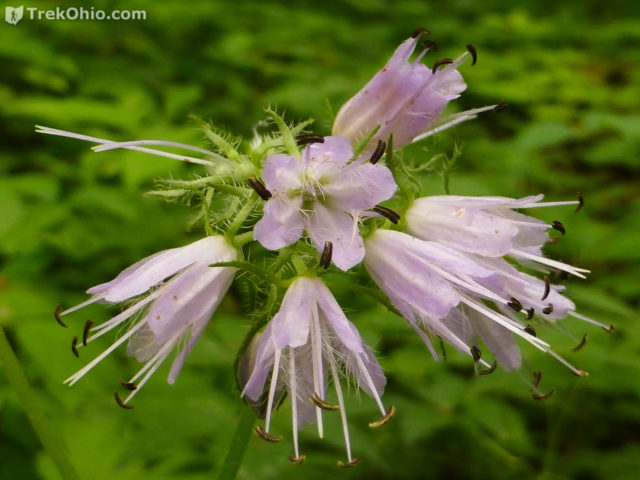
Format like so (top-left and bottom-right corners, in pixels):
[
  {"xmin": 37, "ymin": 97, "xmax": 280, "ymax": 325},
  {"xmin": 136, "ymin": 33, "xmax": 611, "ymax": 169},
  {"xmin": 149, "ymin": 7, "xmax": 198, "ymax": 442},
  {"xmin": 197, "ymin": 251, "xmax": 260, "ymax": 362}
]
[{"xmin": 49, "ymin": 30, "xmax": 608, "ymax": 466}]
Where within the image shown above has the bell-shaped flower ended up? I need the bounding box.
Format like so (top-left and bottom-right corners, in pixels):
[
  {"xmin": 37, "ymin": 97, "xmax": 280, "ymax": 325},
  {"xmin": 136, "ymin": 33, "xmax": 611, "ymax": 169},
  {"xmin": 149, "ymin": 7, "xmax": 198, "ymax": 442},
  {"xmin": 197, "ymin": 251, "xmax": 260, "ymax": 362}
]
[
  {"xmin": 364, "ymin": 229, "xmax": 596, "ymax": 379},
  {"xmin": 240, "ymin": 276, "xmax": 392, "ymax": 466},
  {"xmin": 253, "ymin": 135, "xmax": 396, "ymax": 271},
  {"xmin": 405, "ymin": 194, "xmax": 590, "ymax": 278},
  {"xmin": 332, "ymin": 31, "xmax": 495, "ymax": 150},
  {"xmin": 59, "ymin": 235, "xmax": 237, "ymax": 407}
]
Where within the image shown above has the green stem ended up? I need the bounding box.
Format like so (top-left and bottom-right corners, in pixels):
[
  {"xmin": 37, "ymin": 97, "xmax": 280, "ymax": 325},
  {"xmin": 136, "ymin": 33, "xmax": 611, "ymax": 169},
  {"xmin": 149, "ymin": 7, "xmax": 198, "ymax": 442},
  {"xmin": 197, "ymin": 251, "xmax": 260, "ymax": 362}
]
[
  {"xmin": 0, "ymin": 326, "xmax": 82, "ymax": 480},
  {"xmin": 216, "ymin": 404, "xmax": 256, "ymax": 480}
]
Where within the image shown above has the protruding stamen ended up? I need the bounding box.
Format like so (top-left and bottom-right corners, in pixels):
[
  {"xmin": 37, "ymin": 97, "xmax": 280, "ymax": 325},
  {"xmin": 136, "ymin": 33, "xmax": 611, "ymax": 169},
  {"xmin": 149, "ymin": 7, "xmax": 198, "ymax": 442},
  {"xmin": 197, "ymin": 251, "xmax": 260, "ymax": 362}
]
[
  {"xmin": 373, "ymin": 205, "xmax": 400, "ymax": 224},
  {"xmin": 493, "ymin": 102, "xmax": 508, "ymax": 112},
  {"xmin": 572, "ymin": 333, "xmax": 588, "ymax": 352},
  {"xmin": 603, "ymin": 324, "xmax": 615, "ymax": 333},
  {"xmin": 552, "ymin": 220, "xmax": 566, "ymax": 235},
  {"xmin": 119, "ymin": 378, "xmax": 137, "ymax": 390},
  {"xmin": 296, "ymin": 134, "xmax": 324, "ymax": 146},
  {"xmin": 311, "ymin": 393, "xmax": 339, "ymax": 411},
  {"xmin": 543, "ymin": 304, "xmax": 554, "ymax": 315},
  {"xmin": 432, "ymin": 58, "xmax": 453, "ymax": 73},
  {"xmin": 470, "ymin": 345, "xmax": 482, "ymax": 362},
  {"xmin": 572, "ymin": 368, "xmax": 589, "ymax": 378},
  {"xmin": 71, "ymin": 336, "xmax": 79, "ymax": 358},
  {"xmin": 541, "ymin": 275, "xmax": 551, "ymax": 301},
  {"xmin": 369, "ymin": 140, "xmax": 386, "ymax": 164},
  {"xmin": 319, "ymin": 241, "xmax": 333, "ymax": 269},
  {"xmin": 479, "ymin": 360, "xmax": 497, "ymax": 375},
  {"xmin": 510, "ymin": 248, "xmax": 590, "ymax": 279},
  {"xmin": 55, "ymin": 304, "xmax": 67, "ymax": 328},
  {"xmin": 369, "ymin": 405, "xmax": 396, "ymax": 429},
  {"xmin": 533, "ymin": 371, "xmax": 542, "ymax": 388},
  {"xmin": 568, "ymin": 311, "xmax": 614, "ymax": 333},
  {"xmin": 507, "ymin": 297, "xmax": 523, "ymax": 312},
  {"xmin": 289, "ymin": 349, "xmax": 301, "ymax": 461},
  {"xmin": 248, "ymin": 178, "xmax": 272, "ymax": 201},
  {"xmin": 254, "ymin": 425, "xmax": 282, "ymax": 443},
  {"xmin": 82, "ymin": 320, "xmax": 93, "ymax": 347},
  {"xmin": 526, "ymin": 308, "xmax": 535, "ymax": 320},
  {"xmin": 533, "ymin": 388, "xmax": 555, "ymax": 400},
  {"xmin": 289, "ymin": 455, "xmax": 306, "ymax": 465},
  {"xmin": 465, "ymin": 43, "xmax": 477, "ymax": 65},
  {"xmin": 421, "ymin": 40, "xmax": 438, "ymax": 52},
  {"xmin": 411, "ymin": 27, "xmax": 430, "ymax": 38},
  {"xmin": 338, "ymin": 457, "xmax": 362, "ymax": 468},
  {"xmin": 575, "ymin": 192, "xmax": 584, "ymax": 213},
  {"xmin": 525, "ymin": 324, "xmax": 537, "ymax": 337},
  {"xmin": 114, "ymin": 391, "xmax": 134, "ymax": 409}
]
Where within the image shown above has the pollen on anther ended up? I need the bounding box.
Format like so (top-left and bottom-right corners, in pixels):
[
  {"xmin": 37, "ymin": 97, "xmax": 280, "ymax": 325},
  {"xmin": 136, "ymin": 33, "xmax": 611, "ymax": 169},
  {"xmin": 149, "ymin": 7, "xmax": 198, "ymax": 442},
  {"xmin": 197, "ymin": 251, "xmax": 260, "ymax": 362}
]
[
  {"xmin": 338, "ymin": 457, "xmax": 362, "ymax": 468},
  {"xmin": 55, "ymin": 304, "xmax": 68, "ymax": 328},
  {"xmin": 369, "ymin": 404, "xmax": 395, "ymax": 428}
]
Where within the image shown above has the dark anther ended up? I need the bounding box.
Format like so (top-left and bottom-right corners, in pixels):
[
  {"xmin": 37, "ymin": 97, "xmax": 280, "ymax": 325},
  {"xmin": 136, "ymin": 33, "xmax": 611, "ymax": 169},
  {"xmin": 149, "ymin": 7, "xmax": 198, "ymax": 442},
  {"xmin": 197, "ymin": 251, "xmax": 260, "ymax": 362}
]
[
  {"xmin": 319, "ymin": 241, "xmax": 333, "ymax": 269},
  {"xmin": 552, "ymin": 220, "xmax": 566, "ymax": 235},
  {"xmin": 525, "ymin": 324, "xmax": 537, "ymax": 337},
  {"xmin": 465, "ymin": 43, "xmax": 477, "ymax": 65},
  {"xmin": 71, "ymin": 336, "xmax": 79, "ymax": 358},
  {"xmin": 533, "ymin": 388, "xmax": 555, "ymax": 401},
  {"xmin": 572, "ymin": 333, "xmax": 588, "ymax": 352},
  {"xmin": 432, "ymin": 58, "xmax": 453, "ymax": 74},
  {"xmin": 248, "ymin": 178, "xmax": 272, "ymax": 201},
  {"xmin": 575, "ymin": 192, "xmax": 584, "ymax": 213},
  {"xmin": 296, "ymin": 134, "xmax": 325, "ymax": 146},
  {"xmin": 603, "ymin": 324, "xmax": 615, "ymax": 333},
  {"xmin": 507, "ymin": 297, "xmax": 523, "ymax": 312},
  {"xmin": 55, "ymin": 304, "xmax": 68, "ymax": 328},
  {"xmin": 369, "ymin": 139, "xmax": 386, "ymax": 164},
  {"xmin": 421, "ymin": 40, "xmax": 438, "ymax": 52},
  {"xmin": 373, "ymin": 205, "xmax": 400, "ymax": 224},
  {"xmin": 114, "ymin": 391, "xmax": 134, "ymax": 409},
  {"xmin": 541, "ymin": 275, "xmax": 551, "ymax": 301},
  {"xmin": 120, "ymin": 378, "xmax": 137, "ymax": 391},
  {"xmin": 411, "ymin": 27, "xmax": 430, "ymax": 38},
  {"xmin": 338, "ymin": 457, "xmax": 362, "ymax": 468},
  {"xmin": 526, "ymin": 308, "xmax": 535, "ymax": 320},
  {"xmin": 532, "ymin": 371, "xmax": 542, "ymax": 388},
  {"xmin": 369, "ymin": 405, "xmax": 395, "ymax": 428},
  {"xmin": 542, "ymin": 304, "xmax": 554, "ymax": 315},
  {"xmin": 493, "ymin": 102, "xmax": 508, "ymax": 112},
  {"xmin": 254, "ymin": 425, "xmax": 282, "ymax": 443},
  {"xmin": 573, "ymin": 368, "xmax": 589, "ymax": 378},
  {"xmin": 311, "ymin": 392, "xmax": 339, "ymax": 410},
  {"xmin": 289, "ymin": 455, "xmax": 306, "ymax": 465},
  {"xmin": 479, "ymin": 360, "xmax": 497, "ymax": 375},
  {"xmin": 82, "ymin": 319, "xmax": 93, "ymax": 347},
  {"xmin": 470, "ymin": 345, "xmax": 482, "ymax": 362}
]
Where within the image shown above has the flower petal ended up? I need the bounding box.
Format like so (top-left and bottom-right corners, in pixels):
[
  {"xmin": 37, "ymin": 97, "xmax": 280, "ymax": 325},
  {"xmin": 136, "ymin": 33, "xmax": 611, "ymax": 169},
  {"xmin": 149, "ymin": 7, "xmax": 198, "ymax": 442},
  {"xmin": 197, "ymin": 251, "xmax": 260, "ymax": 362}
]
[
  {"xmin": 254, "ymin": 196, "xmax": 305, "ymax": 250},
  {"xmin": 323, "ymin": 162, "xmax": 397, "ymax": 210}
]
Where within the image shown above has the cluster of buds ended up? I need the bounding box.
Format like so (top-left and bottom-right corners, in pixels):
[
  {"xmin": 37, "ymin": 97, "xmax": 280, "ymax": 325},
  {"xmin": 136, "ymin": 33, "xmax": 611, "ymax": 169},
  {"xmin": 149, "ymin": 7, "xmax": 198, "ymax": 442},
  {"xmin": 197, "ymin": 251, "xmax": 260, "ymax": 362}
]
[{"xmin": 42, "ymin": 29, "xmax": 611, "ymax": 466}]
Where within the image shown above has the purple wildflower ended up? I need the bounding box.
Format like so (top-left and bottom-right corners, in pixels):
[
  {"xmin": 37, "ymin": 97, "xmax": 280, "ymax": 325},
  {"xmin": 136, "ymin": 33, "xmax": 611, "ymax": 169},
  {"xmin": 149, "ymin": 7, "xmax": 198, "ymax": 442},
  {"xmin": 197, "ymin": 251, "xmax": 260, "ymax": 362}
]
[
  {"xmin": 253, "ymin": 135, "xmax": 397, "ymax": 271},
  {"xmin": 61, "ymin": 236, "xmax": 237, "ymax": 406},
  {"xmin": 240, "ymin": 276, "xmax": 391, "ymax": 465},
  {"xmin": 364, "ymin": 228, "xmax": 599, "ymax": 377},
  {"xmin": 332, "ymin": 32, "xmax": 495, "ymax": 150}
]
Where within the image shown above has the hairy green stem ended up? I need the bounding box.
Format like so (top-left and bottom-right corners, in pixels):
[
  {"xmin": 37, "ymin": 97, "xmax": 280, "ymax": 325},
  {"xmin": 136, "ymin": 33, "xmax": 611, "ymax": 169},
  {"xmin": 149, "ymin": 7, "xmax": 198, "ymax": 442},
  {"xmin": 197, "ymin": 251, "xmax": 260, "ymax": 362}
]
[
  {"xmin": 226, "ymin": 197, "xmax": 258, "ymax": 238},
  {"xmin": 0, "ymin": 326, "xmax": 82, "ymax": 480},
  {"xmin": 216, "ymin": 404, "xmax": 256, "ymax": 480}
]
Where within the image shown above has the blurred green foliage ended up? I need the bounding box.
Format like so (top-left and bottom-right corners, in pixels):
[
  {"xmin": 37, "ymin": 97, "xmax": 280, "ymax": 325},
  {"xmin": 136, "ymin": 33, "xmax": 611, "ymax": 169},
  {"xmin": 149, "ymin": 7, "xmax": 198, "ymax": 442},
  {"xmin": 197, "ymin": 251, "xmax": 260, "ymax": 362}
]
[{"xmin": 1, "ymin": 0, "xmax": 639, "ymax": 479}]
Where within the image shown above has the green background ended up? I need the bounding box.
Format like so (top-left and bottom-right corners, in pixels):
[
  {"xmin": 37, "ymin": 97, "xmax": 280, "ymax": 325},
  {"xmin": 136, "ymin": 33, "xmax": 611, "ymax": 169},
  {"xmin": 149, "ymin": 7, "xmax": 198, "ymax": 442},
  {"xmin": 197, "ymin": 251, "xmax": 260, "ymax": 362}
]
[{"xmin": 1, "ymin": 0, "xmax": 639, "ymax": 478}]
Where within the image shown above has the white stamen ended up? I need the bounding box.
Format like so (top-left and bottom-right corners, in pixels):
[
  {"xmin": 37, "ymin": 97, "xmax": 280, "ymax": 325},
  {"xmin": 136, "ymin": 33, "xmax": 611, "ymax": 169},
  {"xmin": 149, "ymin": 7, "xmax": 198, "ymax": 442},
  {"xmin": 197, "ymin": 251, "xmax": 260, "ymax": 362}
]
[
  {"xmin": 509, "ymin": 248, "xmax": 590, "ymax": 279},
  {"xmin": 462, "ymin": 297, "xmax": 550, "ymax": 351},
  {"xmin": 569, "ymin": 311, "xmax": 611, "ymax": 330},
  {"xmin": 519, "ymin": 201, "xmax": 580, "ymax": 208},
  {"xmin": 310, "ymin": 305, "xmax": 324, "ymax": 438},
  {"xmin": 93, "ymin": 140, "xmax": 216, "ymax": 156},
  {"xmin": 64, "ymin": 318, "xmax": 148, "ymax": 385},
  {"xmin": 328, "ymin": 351, "xmax": 353, "ymax": 463},
  {"xmin": 289, "ymin": 349, "xmax": 301, "ymax": 460},
  {"xmin": 35, "ymin": 125, "xmax": 216, "ymax": 166},
  {"xmin": 545, "ymin": 348, "xmax": 587, "ymax": 377},
  {"xmin": 264, "ymin": 348, "xmax": 281, "ymax": 433},
  {"xmin": 61, "ymin": 296, "xmax": 101, "ymax": 316},
  {"xmin": 412, "ymin": 114, "xmax": 478, "ymax": 142},
  {"xmin": 355, "ymin": 355, "xmax": 386, "ymax": 415},
  {"xmin": 128, "ymin": 329, "xmax": 183, "ymax": 384}
]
